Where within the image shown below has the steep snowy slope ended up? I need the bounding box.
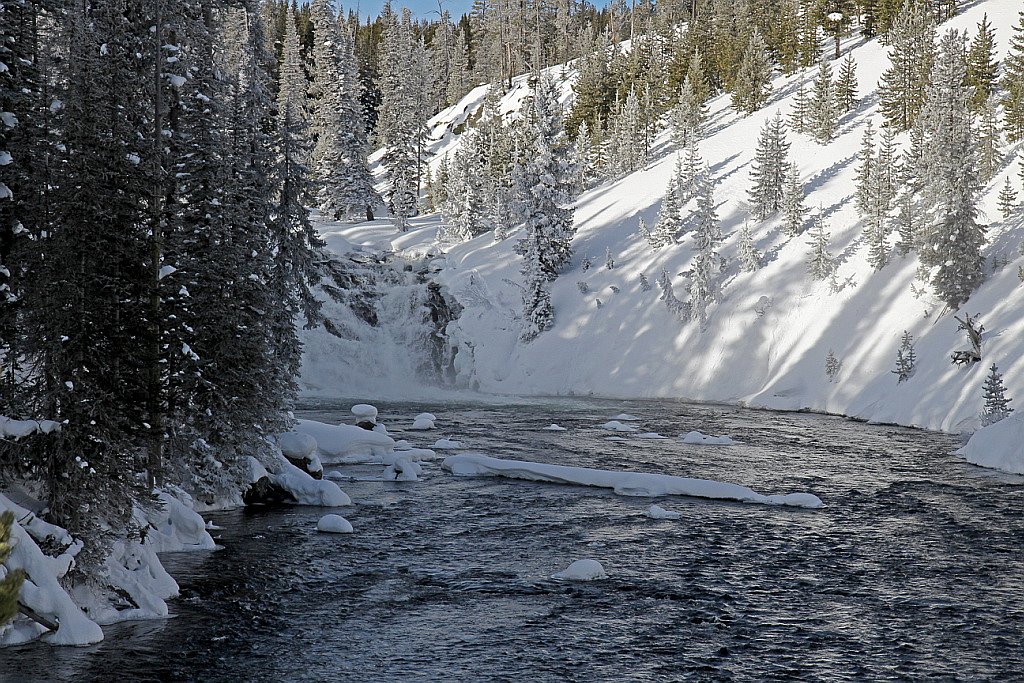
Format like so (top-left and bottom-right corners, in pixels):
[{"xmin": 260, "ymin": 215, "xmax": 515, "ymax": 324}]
[{"xmin": 308, "ymin": 1, "xmax": 1023, "ymax": 433}]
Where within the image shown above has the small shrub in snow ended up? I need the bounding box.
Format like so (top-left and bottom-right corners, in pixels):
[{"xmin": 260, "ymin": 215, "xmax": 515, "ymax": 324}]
[
  {"xmin": 982, "ymin": 363, "xmax": 1014, "ymax": 426},
  {"xmin": 1018, "ymin": 265, "xmax": 1024, "ymax": 284},
  {"xmin": 825, "ymin": 349, "xmax": 841, "ymax": 382},
  {"xmin": 577, "ymin": 281, "xmax": 589, "ymax": 293},
  {"xmin": 997, "ymin": 176, "xmax": 1017, "ymax": 218},
  {"xmin": 595, "ymin": 298, "xmax": 603, "ymax": 309},
  {"xmin": 605, "ymin": 247, "xmax": 615, "ymax": 269},
  {"xmin": 638, "ymin": 272, "xmax": 651, "ymax": 291},
  {"xmin": 892, "ymin": 331, "xmax": 917, "ymax": 383},
  {"xmin": 581, "ymin": 253, "xmax": 592, "ymax": 271},
  {"xmin": 657, "ymin": 270, "xmax": 689, "ymax": 320}
]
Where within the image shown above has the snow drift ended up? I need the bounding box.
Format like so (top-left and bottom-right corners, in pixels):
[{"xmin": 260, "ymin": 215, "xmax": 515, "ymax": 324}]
[{"xmin": 958, "ymin": 414, "xmax": 1024, "ymax": 474}]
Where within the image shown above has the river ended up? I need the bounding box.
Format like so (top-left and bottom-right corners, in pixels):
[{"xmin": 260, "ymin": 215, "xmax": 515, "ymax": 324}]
[{"xmin": 2, "ymin": 398, "xmax": 1023, "ymax": 682}]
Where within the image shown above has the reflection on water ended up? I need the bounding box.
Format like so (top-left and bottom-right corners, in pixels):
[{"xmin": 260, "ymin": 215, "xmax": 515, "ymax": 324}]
[{"xmin": 2, "ymin": 398, "xmax": 1023, "ymax": 682}]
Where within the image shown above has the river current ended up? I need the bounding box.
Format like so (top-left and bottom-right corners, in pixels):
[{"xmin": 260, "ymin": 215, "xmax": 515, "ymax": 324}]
[{"xmin": 2, "ymin": 398, "xmax": 1023, "ymax": 682}]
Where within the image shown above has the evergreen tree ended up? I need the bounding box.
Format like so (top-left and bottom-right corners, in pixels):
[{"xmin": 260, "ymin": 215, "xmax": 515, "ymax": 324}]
[
  {"xmin": 748, "ymin": 111, "xmax": 791, "ymax": 220},
  {"xmin": 864, "ymin": 160, "xmax": 892, "ymax": 270},
  {"xmin": 998, "ymin": 176, "xmax": 1018, "ymax": 218},
  {"xmin": 1004, "ymin": 12, "xmax": 1024, "ymax": 142},
  {"xmin": 573, "ymin": 121, "xmax": 595, "ymax": 192},
  {"xmin": 679, "ymin": 135, "xmax": 703, "ymax": 203},
  {"xmin": 0, "ymin": 511, "xmax": 24, "ymax": 627},
  {"xmin": 806, "ymin": 215, "xmax": 837, "ymax": 281},
  {"xmin": 789, "ymin": 75, "xmax": 811, "ymax": 134},
  {"xmin": 657, "ymin": 269, "xmax": 688, "ymax": 320},
  {"xmin": 732, "ymin": 29, "xmax": 773, "ymax": 115},
  {"xmin": 810, "ymin": 59, "xmax": 839, "ymax": 143},
  {"xmin": 516, "ymin": 75, "xmax": 576, "ymax": 340},
  {"xmin": 855, "ymin": 121, "xmax": 876, "ymax": 217},
  {"xmin": 918, "ymin": 30, "xmax": 986, "ymax": 309},
  {"xmin": 688, "ymin": 165, "xmax": 723, "ymax": 327},
  {"xmin": 976, "ymin": 94, "xmax": 1002, "ymax": 184},
  {"xmin": 825, "ymin": 349, "xmax": 841, "ymax": 382},
  {"xmin": 836, "ymin": 54, "xmax": 858, "ymax": 112},
  {"xmin": 651, "ymin": 172, "xmax": 683, "ymax": 249},
  {"xmin": 605, "ymin": 246, "xmax": 615, "ymax": 269},
  {"xmin": 879, "ymin": 1, "xmax": 936, "ymax": 131},
  {"xmin": 892, "ymin": 331, "xmax": 917, "ymax": 383},
  {"xmin": 739, "ymin": 221, "xmax": 762, "ymax": 272},
  {"xmin": 877, "ymin": 126, "xmax": 899, "ymax": 209},
  {"xmin": 981, "ymin": 363, "xmax": 1014, "ymax": 426},
  {"xmin": 966, "ymin": 13, "xmax": 999, "ymax": 113},
  {"xmin": 671, "ymin": 76, "xmax": 709, "ymax": 147},
  {"xmin": 782, "ymin": 162, "xmax": 808, "ymax": 235}
]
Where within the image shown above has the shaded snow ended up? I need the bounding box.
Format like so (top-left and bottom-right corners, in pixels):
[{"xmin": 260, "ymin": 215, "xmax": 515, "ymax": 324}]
[{"xmin": 958, "ymin": 414, "xmax": 1024, "ymax": 475}]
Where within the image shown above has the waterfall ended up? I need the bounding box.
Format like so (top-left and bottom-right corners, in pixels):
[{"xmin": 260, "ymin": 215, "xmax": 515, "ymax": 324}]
[{"xmin": 299, "ymin": 252, "xmax": 460, "ymax": 399}]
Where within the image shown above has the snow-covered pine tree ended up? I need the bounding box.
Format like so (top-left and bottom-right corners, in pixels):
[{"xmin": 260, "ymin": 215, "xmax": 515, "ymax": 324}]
[
  {"xmin": 688, "ymin": 164, "xmax": 723, "ymax": 327},
  {"xmin": 976, "ymin": 94, "xmax": 1003, "ymax": 184},
  {"xmin": 748, "ymin": 111, "xmax": 791, "ymax": 221},
  {"xmin": 880, "ymin": 0, "xmax": 936, "ymax": 131},
  {"xmin": 917, "ymin": 30, "xmax": 986, "ymax": 309},
  {"xmin": 739, "ymin": 221, "xmax": 762, "ymax": 272},
  {"xmin": 966, "ymin": 13, "xmax": 999, "ymax": 113},
  {"xmin": 671, "ymin": 75, "xmax": 708, "ymax": 147},
  {"xmin": 310, "ymin": 2, "xmax": 378, "ymax": 220},
  {"xmin": 877, "ymin": 127, "xmax": 899, "ymax": 209},
  {"xmin": 981, "ymin": 363, "xmax": 1014, "ymax": 425},
  {"xmin": 998, "ymin": 176, "xmax": 1018, "ymax": 218},
  {"xmin": 573, "ymin": 121, "xmax": 595, "ymax": 192},
  {"xmin": 657, "ymin": 269, "xmax": 688, "ymax": 320},
  {"xmin": 836, "ymin": 54, "xmax": 858, "ymax": 112},
  {"xmin": 892, "ymin": 330, "xmax": 917, "ymax": 383},
  {"xmin": 825, "ymin": 349, "xmax": 841, "ymax": 382},
  {"xmin": 608, "ymin": 86, "xmax": 645, "ymax": 175},
  {"xmin": 679, "ymin": 135, "xmax": 702, "ymax": 203},
  {"xmin": 515, "ymin": 74, "xmax": 576, "ymax": 339},
  {"xmin": 782, "ymin": 162, "xmax": 808, "ymax": 236},
  {"xmin": 605, "ymin": 246, "xmax": 615, "ymax": 269},
  {"xmin": 810, "ymin": 59, "xmax": 839, "ymax": 143},
  {"xmin": 806, "ymin": 214, "xmax": 837, "ymax": 282},
  {"xmin": 732, "ymin": 29, "xmax": 773, "ymax": 115},
  {"xmin": 864, "ymin": 159, "xmax": 892, "ymax": 270},
  {"xmin": 639, "ymin": 272, "xmax": 652, "ymax": 291},
  {"xmin": 650, "ymin": 173, "xmax": 683, "ymax": 249},
  {"xmin": 789, "ymin": 75, "xmax": 810, "ymax": 134},
  {"xmin": 637, "ymin": 216, "xmax": 652, "ymax": 242},
  {"xmin": 1003, "ymin": 11, "xmax": 1024, "ymax": 142},
  {"xmin": 855, "ymin": 121, "xmax": 876, "ymax": 217}
]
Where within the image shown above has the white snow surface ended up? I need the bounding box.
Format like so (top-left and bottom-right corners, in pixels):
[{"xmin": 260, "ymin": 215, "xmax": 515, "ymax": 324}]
[
  {"xmin": 681, "ymin": 431, "xmax": 738, "ymax": 446},
  {"xmin": 383, "ymin": 457, "xmax": 423, "ymax": 482},
  {"xmin": 552, "ymin": 559, "xmax": 607, "ymax": 581},
  {"xmin": 646, "ymin": 504, "xmax": 682, "ymax": 520},
  {"xmin": 441, "ymin": 453, "xmax": 823, "ymax": 508},
  {"xmin": 599, "ymin": 421, "xmax": 637, "ymax": 433},
  {"xmin": 958, "ymin": 414, "xmax": 1024, "ymax": 475},
  {"xmin": 267, "ymin": 454, "xmax": 352, "ymax": 507},
  {"xmin": 432, "ymin": 438, "xmax": 464, "ymax": 449},
  {"xmin": 293, "ymin": 419, "xmax": 396, "ymax": 463},
  {"xmin": 316, "ymin": 514, "xmax": 353, "ymax": 534},
  {"xmin": 303, "ymin": 0, "xmax": 1024, "ymax": 434},
  {"xmin": 408, "ymin": 417, "xmax": 435, "ymax": 431},
  {"xmin": 542, "ymin": 424, "xmax": 568, "ymax": 431},
  {"xmin": 351, "ymin": 403, "xmax": 378, "ymax": 421},
  {"xmin": 279, "ymin": 431, "xmax": 318, "ymax": 459}
]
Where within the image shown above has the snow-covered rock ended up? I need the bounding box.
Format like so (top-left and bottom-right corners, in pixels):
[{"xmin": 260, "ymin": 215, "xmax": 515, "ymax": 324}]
[
  {"xmin": 408, "ymin": 417, "xmax": 435, "ymax": 430},
  {"xmin": 279, "ymin": 431, "xmax": 318, "ymax": 459},
  {"xmin": 383, "ymin": 457, "xmax": 423, "ymax": 482},
  {"xmin": 599, "ymin": 420, "xmax": 637, "ymax": 433},
  {"xmin": 432, "ymin": 438, "xmax": 463, "ymax": 449},
  {"xmin": 415, "ymin": 412, "xmax": 437, "ymax": 422},
  {"xmin": 958, "ymin": 414, "xmax": 1024, "ymax": 475},
  {"xmin": 316, "ymin": 514, "xmax": 353, "ymax": 534},
  {"xmin": 294, "ymin": 419, "xmax": 395, "ymax": 464},
  {"xmin": 611, "ymin": 414, "xmax": 640, "ymax": 421},
  {"xmin": 441, "ymin": 453, "xmax": 823, "ymax": 508},
  {"xmin": 552, "ymin": 559, "xmax": 607, "ymax": 581},
  {"xmin": 268, "ymin": 455, "xmax": 352, "ymax": 506},
  {"xmin": 542, "ymin": 424, "xmax": 568, "ymax": 431},
  {"xmin": 645, "ymin": 504, "xmax": 681, "ymax": 520},
  {"xmin": 144, "ymin": 490, "xmax": 217, "ymax": 553},
  {"xmin": 680, "ymin": 431, "xmax": 738, "ymax": 446},
  {"xmin": 351, "ymin": 403, "xmax": 378, "ymax": 422},
  {"xmin": 636, "ymin": 432, "xmax": 667, "ymax": 439}
]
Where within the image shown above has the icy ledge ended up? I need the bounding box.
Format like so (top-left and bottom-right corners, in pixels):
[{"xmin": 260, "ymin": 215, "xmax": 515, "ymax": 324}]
[{"xmin": 441, "ymin": 454, "xmax": 823, "ymax": 509}]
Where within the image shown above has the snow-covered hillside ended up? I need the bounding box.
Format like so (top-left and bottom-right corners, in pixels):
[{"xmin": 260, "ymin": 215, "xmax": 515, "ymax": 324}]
[{"xmin": 306, "ymin": 0, "xmax": 1023, "ymax": 434}]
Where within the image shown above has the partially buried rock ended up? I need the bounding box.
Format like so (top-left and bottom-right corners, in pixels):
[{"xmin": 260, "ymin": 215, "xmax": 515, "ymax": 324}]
[
  {"xmin": 243, "ymin": 476, "xmax": 297, "ymax": 506},
  {"xmin": 316, "ymin": 514, "xmax": 353, "ymax": 534},
  {"xmin": 646, "ymin": 504, "xmax": 681, "ymax": 520},
  {"xmin": 352, "ymin": 403, "xmax": 378, "ymax": 430},
  {"xmin": 278, "ymin": 431, "xmax": 322, "ymax": 479},
  {"xmin": 551, "ymin": 559, "xmax": 607, "ymax": 581}
]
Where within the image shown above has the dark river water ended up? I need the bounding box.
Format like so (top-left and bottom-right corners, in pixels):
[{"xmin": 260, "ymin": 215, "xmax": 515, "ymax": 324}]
[{"xmin": 2, "ymin": 398, "xmax": 1023, "ymax": 682}]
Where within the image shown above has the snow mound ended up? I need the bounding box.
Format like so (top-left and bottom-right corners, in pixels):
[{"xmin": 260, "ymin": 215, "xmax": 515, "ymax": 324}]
[
  {"xmin": 351, "ymin": 403, "xmax": 378, "ymax": 421},
  {"xmin": 542, "ymin": 424, "xmax": 568, "ymax": 431},
  {"xmin": 433, "ymin": 438, "xmax": 464, "ymax": 449},
  {"xmin": 441, "ymin": 453, "xmax": 823, "ymax": 508},
  {"xmin": 415, "ymin": 412, "xmax": 437, "ymax": 421},
  {"xmin": 383, "ymin": 457, "xmax": 423, "ymax": 482},
  {"xmin": 316, "ymin": 514, "xmax": 354, "ymax": 534},
  {"xmin": 958, "ymin": 414, "xmax": 1024, "ymax": 475},
  {"xmin": 599, "ymin": 420, "xmax": 637, "ymax": 432},
  {"xmin": 681, "ymin": 431, "xmax": 738, "ymax": 446},
  {"xmin": 279, "ymin": 431, "xmax": 318, "ymax": 459},
  {"xmin": 294, "ymin": 419, "xmax": 395, "ymax": 463},
  {"xmin": 611, "ymin": 414, "xmax": 641, "ymax": 421},
  {"xmin": 408, "ymin": 417, "xmax": 435, "ymax": 430},
  {"xmin": 646, "ymin": 504, "xmax": 681, "ymax": 520},
  {"xmin": 144, "ymin": 490, "xmax": 217, "ymax": 552},
  {"xmin": 269, "ymin": 455, "xmax": 352, "ymax": 506},
  {"xmin": 552, "ymin": 559, "xmax": 607, "ymax": 581}
]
